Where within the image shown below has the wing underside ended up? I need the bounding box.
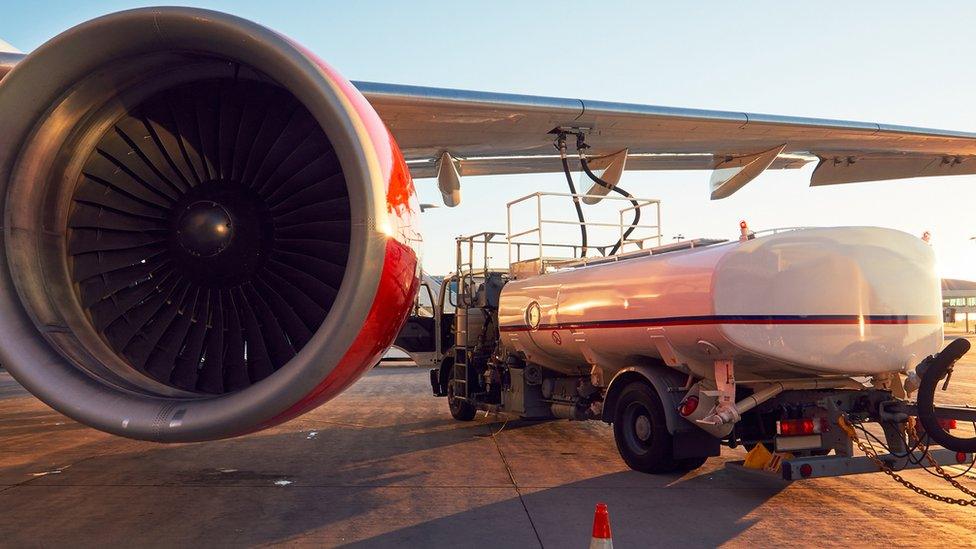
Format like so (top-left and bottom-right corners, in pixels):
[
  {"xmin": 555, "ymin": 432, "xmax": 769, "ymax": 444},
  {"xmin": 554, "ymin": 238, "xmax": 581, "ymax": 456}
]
[{"xmin": 357, "ymin": 81, "xmax": 976, "ymax": 199}]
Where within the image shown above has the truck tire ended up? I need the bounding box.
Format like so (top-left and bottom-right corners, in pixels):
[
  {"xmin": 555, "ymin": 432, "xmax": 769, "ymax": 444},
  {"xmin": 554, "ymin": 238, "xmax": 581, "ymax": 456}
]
[
  {"xmin": 434, "ymin": 356, "xmax": 453, "ymax": 397},
  {"xmin": 612, "ymin": 380, "xmax": 679, "ymax": 473},
  {"xmin": 447, "ymin": 368, "xmax": 477, "ymax": 421}
]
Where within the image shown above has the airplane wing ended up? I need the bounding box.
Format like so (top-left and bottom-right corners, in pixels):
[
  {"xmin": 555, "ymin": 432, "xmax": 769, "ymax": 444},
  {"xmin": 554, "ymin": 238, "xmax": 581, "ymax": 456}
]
[
  {"xmin": 357, "ymin": 81, "xmax": 976, "ymax": 200},
  {"xmin": 0, "ymin": 40, "xmax": 20, "ymax": 81},
  {"xmin": 0, "ymin": 38, "xmax": 19, "ymax": 54}
]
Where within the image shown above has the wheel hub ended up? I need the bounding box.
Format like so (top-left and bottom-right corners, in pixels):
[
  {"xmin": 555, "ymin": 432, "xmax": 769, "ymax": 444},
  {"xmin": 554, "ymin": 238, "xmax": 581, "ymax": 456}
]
[{"xmin": 635, "ymin": 414, "xmax": 652, "ymax": 442}]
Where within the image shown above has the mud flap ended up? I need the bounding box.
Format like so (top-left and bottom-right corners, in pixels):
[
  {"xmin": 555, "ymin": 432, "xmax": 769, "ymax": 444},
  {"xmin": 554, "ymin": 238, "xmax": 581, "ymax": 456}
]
[{"xmin": 672, "ymin": 428, "xmax": 721, "ymax": 459}]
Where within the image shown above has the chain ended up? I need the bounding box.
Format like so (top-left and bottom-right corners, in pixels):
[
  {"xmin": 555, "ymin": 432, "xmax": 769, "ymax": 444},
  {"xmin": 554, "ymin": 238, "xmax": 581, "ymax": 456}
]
[
  {"xmin": 905, "ymin": 417, "xmax": 976, "ymax": 499},
  {"xmin": 836, "ymin": 416, "xmax": 976, "ymax": 506}
]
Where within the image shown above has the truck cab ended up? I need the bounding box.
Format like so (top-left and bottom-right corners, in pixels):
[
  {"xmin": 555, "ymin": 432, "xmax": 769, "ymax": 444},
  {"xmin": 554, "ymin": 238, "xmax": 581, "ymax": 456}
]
[{"xmin": 392, "ymin": 272, "xmax": 457, "ymax": 371}]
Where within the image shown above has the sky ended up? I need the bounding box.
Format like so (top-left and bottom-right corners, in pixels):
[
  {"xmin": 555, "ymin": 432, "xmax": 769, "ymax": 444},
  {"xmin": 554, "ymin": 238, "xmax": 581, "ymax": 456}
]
[{"xmin": 2, "ymin": 1, "xmax": 975, "ymax": 277}]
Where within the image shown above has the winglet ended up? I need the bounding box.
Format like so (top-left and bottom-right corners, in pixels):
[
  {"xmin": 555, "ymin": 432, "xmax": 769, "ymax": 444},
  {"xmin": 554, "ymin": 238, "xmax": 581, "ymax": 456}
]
[{"xmin": 709, "ymin": 144, "xmax": 786, "ymax": 200}]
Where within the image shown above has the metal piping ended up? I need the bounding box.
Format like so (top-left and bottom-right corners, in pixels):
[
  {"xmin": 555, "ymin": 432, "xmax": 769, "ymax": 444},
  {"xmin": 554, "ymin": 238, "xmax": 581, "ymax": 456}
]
[
  {"xmin": 737, "ymin": 378, "xmax": 861, "ymax": 415},
  {"xmin": 702, "ymin": 378, "xmax": 861, "ymax": 426}
]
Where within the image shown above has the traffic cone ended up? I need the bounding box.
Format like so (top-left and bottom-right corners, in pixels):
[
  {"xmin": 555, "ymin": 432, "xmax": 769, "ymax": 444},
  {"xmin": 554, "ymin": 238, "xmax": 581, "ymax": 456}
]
[{"xmin": 590, "ymin": 503, "xmax": 613, "ymax": 549}]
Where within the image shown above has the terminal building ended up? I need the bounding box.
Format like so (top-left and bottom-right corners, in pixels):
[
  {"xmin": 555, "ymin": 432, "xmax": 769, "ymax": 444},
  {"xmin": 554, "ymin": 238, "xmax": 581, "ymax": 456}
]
[{"xmin": 943, "ymin": 278, "xmax": 976, "ymax": 333}]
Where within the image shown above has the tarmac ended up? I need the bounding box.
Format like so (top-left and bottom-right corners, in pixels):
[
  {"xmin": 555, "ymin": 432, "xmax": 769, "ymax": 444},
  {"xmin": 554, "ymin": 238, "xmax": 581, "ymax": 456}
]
[{"xmin": 0, "ymin": 338, "xmax": 975, "ymax": 547}]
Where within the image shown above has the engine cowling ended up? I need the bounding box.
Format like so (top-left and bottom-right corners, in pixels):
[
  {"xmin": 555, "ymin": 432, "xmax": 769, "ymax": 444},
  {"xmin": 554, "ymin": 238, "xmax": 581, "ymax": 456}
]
[{"xmin": 0, "ymin": 7, "xmax": 420, "ymax": 441}]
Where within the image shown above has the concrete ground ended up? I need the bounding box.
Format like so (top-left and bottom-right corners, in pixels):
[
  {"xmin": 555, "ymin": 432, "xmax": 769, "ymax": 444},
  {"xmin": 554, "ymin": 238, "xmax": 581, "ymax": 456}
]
[{"xmin": 1, "ymin": 338, "xmax": 975, "ymax": 547}]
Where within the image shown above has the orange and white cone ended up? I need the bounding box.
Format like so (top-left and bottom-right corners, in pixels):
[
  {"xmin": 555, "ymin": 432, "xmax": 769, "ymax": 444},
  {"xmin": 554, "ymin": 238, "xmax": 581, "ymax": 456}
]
[{"xmin": 589, "ymin": 503, "xmax": 613, "ymax": 549}]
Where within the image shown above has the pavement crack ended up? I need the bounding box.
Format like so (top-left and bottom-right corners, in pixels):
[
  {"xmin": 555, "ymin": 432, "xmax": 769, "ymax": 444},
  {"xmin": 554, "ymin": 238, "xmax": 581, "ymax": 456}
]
[
  {"xmin": 0, "ymin": 451, "xmax": 109, "ymax": 495},
  {"xmin": 487, "ymin": 423, "xmax": 544, "ymax": 549}
]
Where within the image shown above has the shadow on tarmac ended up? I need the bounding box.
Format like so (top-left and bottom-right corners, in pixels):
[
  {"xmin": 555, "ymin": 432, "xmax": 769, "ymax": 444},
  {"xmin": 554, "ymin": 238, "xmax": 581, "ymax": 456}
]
[
  {"xmin": 0, "ymin": 398, "xmax": 784, "ymax": 547},
  {"xmin": 343, "ymin": 469, "xmax": 784, "ymax": 548}
]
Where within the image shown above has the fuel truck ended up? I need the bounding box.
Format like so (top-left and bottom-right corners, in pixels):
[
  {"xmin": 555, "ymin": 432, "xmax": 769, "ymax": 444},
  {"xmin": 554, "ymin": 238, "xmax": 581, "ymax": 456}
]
[{"xmin": 395, "ymin": 197, "xmax": 976, "ymax": 479}]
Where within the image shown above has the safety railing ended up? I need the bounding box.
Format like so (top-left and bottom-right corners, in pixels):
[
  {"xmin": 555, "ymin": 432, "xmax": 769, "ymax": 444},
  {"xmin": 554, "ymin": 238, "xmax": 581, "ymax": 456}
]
[
  {"xmin": 455, "ymin": 231, "xmax": 508, "ymax": 307},
  {"xmin": 506, "ymin": 191, "xmax": 662, "ymax": 276},
  {"xmin": 749, "ymin": 226, "xmax": 811, "ymax": 237}
]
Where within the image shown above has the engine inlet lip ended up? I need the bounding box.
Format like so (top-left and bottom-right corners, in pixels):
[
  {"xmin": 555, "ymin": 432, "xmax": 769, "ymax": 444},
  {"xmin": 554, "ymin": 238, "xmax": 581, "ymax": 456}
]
[{"xmin": 0, "ymin": 7, "xmax": 389, "ymax": 441}]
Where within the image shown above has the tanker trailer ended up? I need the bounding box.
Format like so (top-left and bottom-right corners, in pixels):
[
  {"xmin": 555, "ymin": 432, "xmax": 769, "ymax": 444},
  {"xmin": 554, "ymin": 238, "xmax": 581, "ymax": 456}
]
[{"xmin": 419, "ymin": 202, "xmax": 976, "ymax": 477}]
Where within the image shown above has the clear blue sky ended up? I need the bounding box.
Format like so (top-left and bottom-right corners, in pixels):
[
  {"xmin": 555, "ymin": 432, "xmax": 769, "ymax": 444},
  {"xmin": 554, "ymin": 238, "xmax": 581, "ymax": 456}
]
[{"xmin": 3, "ymin": 1, "xmax": 975, "ymax": 277}]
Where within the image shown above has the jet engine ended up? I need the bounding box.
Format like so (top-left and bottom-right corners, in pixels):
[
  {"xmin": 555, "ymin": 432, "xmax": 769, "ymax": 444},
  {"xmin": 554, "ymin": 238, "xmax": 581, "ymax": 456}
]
[{"xmin": 0, "ymin": 8, "xmax": 420, "ymax": 441}]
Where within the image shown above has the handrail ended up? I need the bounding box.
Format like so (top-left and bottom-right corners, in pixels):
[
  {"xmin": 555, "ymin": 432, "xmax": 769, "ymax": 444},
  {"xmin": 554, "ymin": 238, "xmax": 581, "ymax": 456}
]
[
  {"xmin": 506, "ymin": 191, "xmax": 663, "ymax": 277},
  {"xmin": 505, "ymin": 191, "xmax": 658, "ymax": 208},
  {"xmin": 750, "ymin": 226, "xmax": 811, "ymax": 236},
  {"xmin": 540, "ymin": 218, "xmax": 660, "ymax": 229},
  {"xmin": 455, "ymin": 231, "xmax": 508, "ymax": 289}
]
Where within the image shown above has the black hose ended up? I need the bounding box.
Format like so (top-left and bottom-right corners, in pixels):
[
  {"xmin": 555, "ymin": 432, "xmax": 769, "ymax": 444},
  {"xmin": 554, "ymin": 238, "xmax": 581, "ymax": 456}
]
[
  {"xmin": 916, "ymin": 338, "xmax": 976, "ymax": 453},
  {"xmin": 580, "ymin": 157, "xmax": 640, "ymax": 256},
  {"xmin": 559, "ymin": 146, "xmax": 587, "ymax": 258}
]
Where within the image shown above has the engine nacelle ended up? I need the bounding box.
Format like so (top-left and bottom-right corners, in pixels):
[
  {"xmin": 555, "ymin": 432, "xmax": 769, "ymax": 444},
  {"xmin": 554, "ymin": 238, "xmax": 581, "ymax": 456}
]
[{"xmin": 0, "ymin": 8, "xmax": 420, "ymax": 441}]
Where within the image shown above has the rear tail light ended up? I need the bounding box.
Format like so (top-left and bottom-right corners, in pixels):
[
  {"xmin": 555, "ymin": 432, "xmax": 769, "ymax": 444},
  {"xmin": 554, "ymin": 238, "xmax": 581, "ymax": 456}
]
[
  {"xmin": 678, "ymin": 395, "xmax": 699, "ymax": 417},
  {"xmin": 776, "ymin": 418, "xmax": 822, "ymax": 436},
  {"xmin": 914, "ymin": 417, "xmax": 958, "ymax": 440}
]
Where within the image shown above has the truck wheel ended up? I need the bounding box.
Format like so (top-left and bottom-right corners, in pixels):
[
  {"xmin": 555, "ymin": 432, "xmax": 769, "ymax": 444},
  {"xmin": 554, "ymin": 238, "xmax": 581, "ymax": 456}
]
[
  {"xmin": 447, "ymin": 373, "xmax": 477, "ymax": 421},
  {"xmin": 437, "ymin": 356, "xmax": 454, "ymax": 397},
  {"xmin": 612, "ymin": 381, "xmax": 678, "ymax": 473}
]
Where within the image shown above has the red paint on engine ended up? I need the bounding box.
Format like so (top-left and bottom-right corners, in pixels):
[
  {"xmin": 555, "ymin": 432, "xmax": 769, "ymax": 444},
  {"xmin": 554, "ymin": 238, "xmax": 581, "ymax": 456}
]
[
  {"xmin": 270, "ymin": 237, "xmax": 419, "ymax": 424},
  {"xmin": 258, "ymin": 49, "xmax": 421, "ymax": 427}
]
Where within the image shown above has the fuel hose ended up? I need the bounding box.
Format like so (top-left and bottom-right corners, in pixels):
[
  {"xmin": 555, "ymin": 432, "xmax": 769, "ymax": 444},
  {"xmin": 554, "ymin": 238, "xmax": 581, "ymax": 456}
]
[
  {"xmin": 580, "ymin": 156, "xmax": 640, "ymax": 256},
  {"xmin": 916, "ymin": 338, "xmax": 976, "ymax": 453},
  {"xmin": 558, "ymin": 139, "xmax": 588, "ymax": 258}
]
